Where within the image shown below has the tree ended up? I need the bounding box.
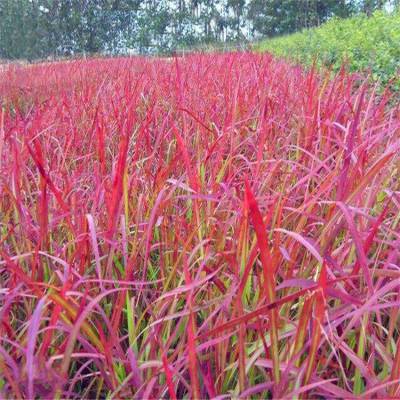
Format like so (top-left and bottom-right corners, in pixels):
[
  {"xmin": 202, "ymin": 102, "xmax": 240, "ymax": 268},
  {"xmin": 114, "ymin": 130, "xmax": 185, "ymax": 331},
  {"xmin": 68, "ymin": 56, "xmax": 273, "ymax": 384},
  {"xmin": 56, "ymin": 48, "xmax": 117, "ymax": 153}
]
[
  {"xmin": 0, "ymin": 0, "xmax": 391, "ymax": 60},
  {"xmin": 362, "ymin": 0, "xmax": 386, "ymax": 15},
  {"xmin": 248, "ymin": 0, "xmax": 357, "ymax": 38}
]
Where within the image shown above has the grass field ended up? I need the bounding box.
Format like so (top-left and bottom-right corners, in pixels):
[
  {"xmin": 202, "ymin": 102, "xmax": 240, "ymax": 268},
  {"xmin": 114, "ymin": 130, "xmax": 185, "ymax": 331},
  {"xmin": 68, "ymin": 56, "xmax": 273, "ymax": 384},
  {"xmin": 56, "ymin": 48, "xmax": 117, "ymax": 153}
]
[
  {"xmin": 0, "ymin": 52, "xmax": 400, "ymax": 399},
  {"xmin": 256, "ymin": 10, "xmax": 400, "ymax": 90}
]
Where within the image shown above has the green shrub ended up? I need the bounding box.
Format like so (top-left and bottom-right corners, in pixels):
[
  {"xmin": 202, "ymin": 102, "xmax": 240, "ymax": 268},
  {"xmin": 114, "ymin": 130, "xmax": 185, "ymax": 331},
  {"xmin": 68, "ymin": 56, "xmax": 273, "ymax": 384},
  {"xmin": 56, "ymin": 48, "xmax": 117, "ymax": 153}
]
[{"xmin": 256, "ymin": 11, "xmax": 400, "ymax": 89}]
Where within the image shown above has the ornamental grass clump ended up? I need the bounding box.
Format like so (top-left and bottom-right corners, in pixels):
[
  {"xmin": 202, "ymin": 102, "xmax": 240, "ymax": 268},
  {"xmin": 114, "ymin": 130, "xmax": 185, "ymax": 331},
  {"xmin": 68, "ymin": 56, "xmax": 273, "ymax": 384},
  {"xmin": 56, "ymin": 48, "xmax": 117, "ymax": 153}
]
[{"xmin": 0, "ymin": 53, "xmax": 399, "ymax": 398}]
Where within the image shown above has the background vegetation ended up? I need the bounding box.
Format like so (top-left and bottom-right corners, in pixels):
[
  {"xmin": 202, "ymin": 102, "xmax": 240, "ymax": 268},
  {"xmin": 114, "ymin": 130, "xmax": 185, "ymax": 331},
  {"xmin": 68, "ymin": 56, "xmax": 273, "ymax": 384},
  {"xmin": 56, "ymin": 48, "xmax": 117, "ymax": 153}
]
[
  {"xmin": 257, "ymin": 10, "xmax": 400, "ymax": 88},
  {"xmin": 0, "ymin": 0, "xmax": 397, "ymax": 60}
]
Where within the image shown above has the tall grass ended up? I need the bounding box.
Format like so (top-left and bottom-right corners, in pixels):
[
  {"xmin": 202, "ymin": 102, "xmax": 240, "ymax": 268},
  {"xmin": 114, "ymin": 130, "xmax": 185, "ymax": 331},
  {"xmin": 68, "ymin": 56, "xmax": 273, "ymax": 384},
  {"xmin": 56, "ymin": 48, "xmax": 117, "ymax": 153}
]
[{"xmin": 0, "ymin": 53, "xmax": 399, "ymax": 399}]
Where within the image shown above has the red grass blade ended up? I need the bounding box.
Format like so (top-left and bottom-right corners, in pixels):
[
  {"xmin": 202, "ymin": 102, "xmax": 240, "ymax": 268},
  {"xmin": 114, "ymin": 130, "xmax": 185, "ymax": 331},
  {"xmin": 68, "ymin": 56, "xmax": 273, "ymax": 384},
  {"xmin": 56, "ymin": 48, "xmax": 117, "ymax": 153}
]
[{"xmin": 245, "ymin": 179, "xmax": 280, "ymax": 383}]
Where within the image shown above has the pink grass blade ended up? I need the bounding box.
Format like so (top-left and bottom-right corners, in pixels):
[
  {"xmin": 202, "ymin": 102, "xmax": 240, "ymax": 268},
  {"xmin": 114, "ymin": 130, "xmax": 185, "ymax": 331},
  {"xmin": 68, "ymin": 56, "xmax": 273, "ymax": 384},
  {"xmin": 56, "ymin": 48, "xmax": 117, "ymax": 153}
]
[{"xmin": 245, "ymin": 180, "xmax": 280, "ymax": 383}]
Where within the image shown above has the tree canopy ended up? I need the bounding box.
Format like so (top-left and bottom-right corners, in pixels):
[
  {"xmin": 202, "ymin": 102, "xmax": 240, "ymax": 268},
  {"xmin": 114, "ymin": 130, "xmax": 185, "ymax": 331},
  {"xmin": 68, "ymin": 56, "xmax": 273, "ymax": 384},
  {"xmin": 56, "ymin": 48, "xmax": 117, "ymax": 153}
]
[{"xmin": 0, "ymin": 0, "xmax": 397, "ymax": 59}]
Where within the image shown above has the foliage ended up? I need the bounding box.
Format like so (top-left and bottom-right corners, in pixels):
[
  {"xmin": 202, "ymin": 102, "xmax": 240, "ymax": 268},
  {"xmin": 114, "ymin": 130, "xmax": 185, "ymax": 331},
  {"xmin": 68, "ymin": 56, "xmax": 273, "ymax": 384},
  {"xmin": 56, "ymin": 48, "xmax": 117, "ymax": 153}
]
[
  {"xmin": 247, "ymin": 0, "xmax": 356, "ymax": 38},
  {"xmin": 0, "ymin": 53, "xmax": 400, "ymax": 398},
  {"xmin": 0, "ymin": 0, "xmax": 391, "ymax": 59},
  {"xmin": 256, "ymin": 10, "xmax": 400, "ymax": 88}
]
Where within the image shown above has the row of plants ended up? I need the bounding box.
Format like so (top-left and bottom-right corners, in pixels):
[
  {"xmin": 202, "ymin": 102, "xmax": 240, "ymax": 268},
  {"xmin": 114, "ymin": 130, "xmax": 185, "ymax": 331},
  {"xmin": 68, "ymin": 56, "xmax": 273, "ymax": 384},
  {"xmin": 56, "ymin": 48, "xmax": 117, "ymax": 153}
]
[{"xmin": 0, "ymin": 53, "xmax": 400, "ymax": 398}]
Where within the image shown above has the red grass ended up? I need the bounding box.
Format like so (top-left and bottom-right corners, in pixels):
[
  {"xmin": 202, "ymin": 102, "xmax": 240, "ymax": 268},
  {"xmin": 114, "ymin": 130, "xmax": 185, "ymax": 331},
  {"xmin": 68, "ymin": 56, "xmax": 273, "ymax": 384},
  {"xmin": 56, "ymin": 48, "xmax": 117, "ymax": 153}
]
[{"xmin": 0, "ymin": 53, "xmax": 399, "ymax": 399}]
